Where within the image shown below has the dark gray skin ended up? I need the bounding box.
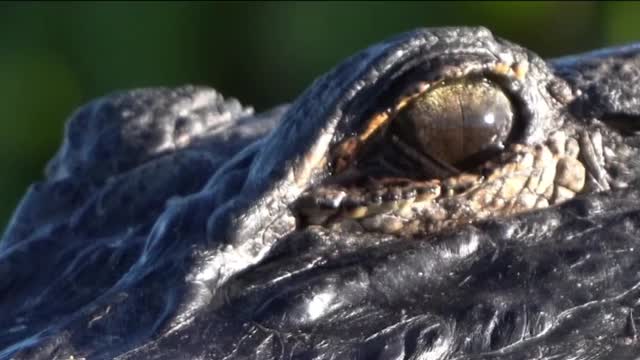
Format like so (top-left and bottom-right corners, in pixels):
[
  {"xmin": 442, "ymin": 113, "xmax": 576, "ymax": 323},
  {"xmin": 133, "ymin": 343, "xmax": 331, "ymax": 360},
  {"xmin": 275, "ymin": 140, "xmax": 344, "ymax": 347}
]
[{"xmin": 2, "ymin": 27, "xmax": 640, "ymax": 359}]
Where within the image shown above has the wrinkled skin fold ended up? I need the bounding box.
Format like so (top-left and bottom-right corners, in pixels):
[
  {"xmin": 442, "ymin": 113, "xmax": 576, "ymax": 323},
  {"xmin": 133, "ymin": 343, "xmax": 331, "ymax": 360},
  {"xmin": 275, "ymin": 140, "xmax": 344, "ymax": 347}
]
[{"xmin": 2, "ymin": 27, "xmax": 640, "ymax": 359}]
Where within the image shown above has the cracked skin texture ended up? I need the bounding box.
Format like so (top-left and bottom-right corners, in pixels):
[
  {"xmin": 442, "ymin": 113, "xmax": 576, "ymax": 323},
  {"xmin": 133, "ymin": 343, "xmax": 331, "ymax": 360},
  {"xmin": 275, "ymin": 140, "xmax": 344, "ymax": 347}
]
[{"xmin": 1, "ymin": 27, "xmax": 640, "ymax": 359}]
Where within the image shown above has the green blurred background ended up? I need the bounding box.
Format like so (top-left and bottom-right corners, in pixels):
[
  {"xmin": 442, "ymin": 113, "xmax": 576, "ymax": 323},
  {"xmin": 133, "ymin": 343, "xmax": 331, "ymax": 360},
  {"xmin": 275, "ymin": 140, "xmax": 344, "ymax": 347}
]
[{"xmin": 0, "ymin": 1, "xmax": 638, "ymax": 233}]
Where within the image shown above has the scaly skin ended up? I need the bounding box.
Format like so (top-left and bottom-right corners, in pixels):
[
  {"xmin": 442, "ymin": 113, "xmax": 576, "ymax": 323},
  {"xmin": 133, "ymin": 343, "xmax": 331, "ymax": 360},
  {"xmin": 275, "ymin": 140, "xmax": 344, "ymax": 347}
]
[{"xmin": 1, "ymin": 27, "xmax": 640, "ymax": 359}]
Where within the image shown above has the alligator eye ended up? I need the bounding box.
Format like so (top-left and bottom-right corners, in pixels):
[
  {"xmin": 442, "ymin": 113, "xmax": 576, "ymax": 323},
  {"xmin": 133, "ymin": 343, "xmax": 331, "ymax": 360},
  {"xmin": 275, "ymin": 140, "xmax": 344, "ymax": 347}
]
[{"xmin": 390, "ymin": 78, "xmax": 514, "ymax": 169}]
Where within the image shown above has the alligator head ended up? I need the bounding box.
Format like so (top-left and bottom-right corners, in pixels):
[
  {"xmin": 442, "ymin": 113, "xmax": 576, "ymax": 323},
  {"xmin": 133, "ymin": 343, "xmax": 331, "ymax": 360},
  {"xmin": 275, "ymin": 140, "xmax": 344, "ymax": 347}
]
[{"xmin": 2, "ymin": 27, "xmax": 640, "ymax": 359}]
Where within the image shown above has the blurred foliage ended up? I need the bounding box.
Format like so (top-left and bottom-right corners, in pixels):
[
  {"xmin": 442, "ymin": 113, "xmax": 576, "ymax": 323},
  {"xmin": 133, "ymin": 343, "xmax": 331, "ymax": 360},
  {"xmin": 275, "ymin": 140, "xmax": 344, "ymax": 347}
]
[{"xmin": 0, "ymin": 1, "xmax": 638, "ymax": 232}]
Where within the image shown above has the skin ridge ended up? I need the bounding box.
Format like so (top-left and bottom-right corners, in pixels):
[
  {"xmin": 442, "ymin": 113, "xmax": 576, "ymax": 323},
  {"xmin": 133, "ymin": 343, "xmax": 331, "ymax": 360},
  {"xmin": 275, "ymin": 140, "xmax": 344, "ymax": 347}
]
[{"xmin": 1, "ymin": 27, "xmax": 640, "ymax": 359}]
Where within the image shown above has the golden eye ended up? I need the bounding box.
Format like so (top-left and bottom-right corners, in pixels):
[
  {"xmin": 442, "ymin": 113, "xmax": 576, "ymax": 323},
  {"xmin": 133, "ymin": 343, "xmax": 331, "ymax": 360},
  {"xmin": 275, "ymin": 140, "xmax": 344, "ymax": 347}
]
[{"xmin": 389, "ymin": 78, "xmax": 514, "ymax": 171}]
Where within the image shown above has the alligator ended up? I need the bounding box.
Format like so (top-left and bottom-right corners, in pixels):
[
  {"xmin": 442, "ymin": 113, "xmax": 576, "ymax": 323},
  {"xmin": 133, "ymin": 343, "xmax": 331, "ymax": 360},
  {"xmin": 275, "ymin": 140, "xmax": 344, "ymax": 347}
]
[{"xmin": 1, "ymin": 27, "xmax": 640, "ymax": 359}]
